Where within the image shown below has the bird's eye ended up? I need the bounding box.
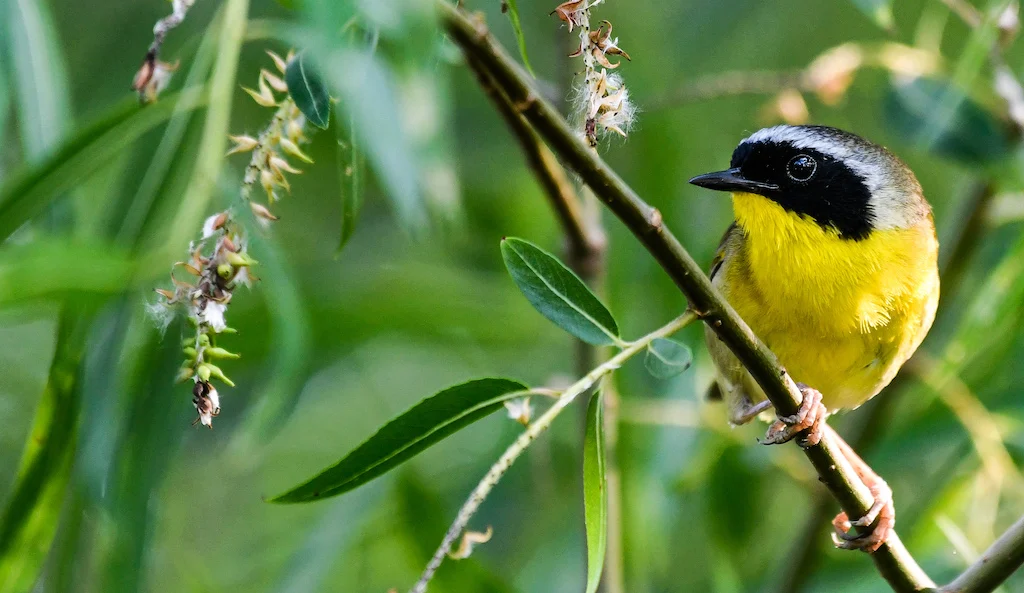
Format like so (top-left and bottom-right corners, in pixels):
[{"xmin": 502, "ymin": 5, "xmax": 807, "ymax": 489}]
[{"xmin": 786, "ymin": 154, "xmax": 817, "ymax": 182}]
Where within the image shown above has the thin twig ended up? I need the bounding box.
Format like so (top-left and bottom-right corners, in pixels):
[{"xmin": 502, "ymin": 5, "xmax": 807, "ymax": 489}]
[
  {"xmin": 939, "ymin": 516, "xmax": 1024, "ymax": 593},
  {"xmin": 408, "ymin": 312, "xmax": 697, "ymax": 593},
  {"xmin": 439, "ymin": 5, "xmax": 936, "ymax": 591}
]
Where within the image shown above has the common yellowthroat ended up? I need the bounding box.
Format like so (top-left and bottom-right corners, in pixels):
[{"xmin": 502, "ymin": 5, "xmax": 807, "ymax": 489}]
[{"xmin": 690, "ymin": 125, "xmax": 939, "ymax": 551}]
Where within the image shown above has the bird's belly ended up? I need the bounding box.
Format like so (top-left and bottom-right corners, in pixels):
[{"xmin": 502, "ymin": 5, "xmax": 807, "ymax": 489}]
[{"xmin": 756, "ymin": 323, "xmax": 902, "ymax": 410}]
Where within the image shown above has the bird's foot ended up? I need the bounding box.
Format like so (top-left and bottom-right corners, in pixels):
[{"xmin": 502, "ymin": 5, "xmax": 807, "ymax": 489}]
[
  {"xmin": 761, "ymin": 384, "xmax": 826, "ymax": 448},
  {"xmin": 728, "ymin": 398, "xmax": 773, "ymax": 425},
  {"xmin": 831, "ymin": 479, "xmax": 895, "ymax": 553}
]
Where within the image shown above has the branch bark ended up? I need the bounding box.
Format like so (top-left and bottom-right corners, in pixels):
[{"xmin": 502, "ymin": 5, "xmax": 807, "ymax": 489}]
[{"xmin": 439, "ymin": 4, "xmax": 936, "ymax": 591}]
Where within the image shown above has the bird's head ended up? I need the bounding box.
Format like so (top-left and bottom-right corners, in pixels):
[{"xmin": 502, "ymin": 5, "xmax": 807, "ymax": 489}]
[{"xmin": 689, "ymin": 125, "xmax": 930, "ymax": 241}]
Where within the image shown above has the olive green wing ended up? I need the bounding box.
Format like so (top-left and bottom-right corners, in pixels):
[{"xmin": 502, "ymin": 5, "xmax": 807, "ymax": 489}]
[{"xmin": 709, "ymin": 221, "xmax": 739, "ymax": 281}]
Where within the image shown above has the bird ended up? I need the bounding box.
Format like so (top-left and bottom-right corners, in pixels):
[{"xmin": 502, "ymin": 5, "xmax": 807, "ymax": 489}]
[{"xmin": 689, "ymin": 124, "xmax": 940, "ymax": 552}]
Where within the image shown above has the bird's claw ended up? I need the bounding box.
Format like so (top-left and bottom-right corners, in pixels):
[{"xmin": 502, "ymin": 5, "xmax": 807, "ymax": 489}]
[
  {"xmin": 830, "ymin": 480, "xmax": 895, "ymax": 553},
  {"xmin": 761, "ymin": 384, "xmax": 826, "ymax": 448}
]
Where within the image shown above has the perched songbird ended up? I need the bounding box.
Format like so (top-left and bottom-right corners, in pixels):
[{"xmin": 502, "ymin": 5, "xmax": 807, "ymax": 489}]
[{"xmin": 690, "ymin": 125, "xmax": 940, "ymax": 552}]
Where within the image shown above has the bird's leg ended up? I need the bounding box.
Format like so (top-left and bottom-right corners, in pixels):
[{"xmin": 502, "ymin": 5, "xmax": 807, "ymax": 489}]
[
  {"xmin": 828, "ymin": 427, "xmax": 895, "ymax": 553},
  {"xmin": 761, "ymin": 383, "xmax": 827, "ymax": 447},
  {"xmin": 727, "ymin": 392, "xmax": 773, "ymax": 425}
]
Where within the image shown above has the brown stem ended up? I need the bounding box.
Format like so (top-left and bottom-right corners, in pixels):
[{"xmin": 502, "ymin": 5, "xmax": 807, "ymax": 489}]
[{"xmin": 440, "ymin": 4, "xmax": 935, "ymax": 591}]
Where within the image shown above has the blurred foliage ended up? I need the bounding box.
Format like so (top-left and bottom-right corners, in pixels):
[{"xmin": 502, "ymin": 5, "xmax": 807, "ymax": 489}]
[{"xmin": 2, "ymin": 0, "xmax": 1024, "ymax": 592}]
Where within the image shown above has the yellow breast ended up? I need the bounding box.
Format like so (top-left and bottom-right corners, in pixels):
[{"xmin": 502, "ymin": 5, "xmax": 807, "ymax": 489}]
[{"xmin": 722, "ymin": 192, "xmax": 939, "ymax": 409}]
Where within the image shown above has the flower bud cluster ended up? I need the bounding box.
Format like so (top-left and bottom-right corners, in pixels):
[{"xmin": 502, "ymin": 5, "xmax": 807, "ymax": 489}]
[
  {"xmin": 149, "ymin": 211, "xmax": 254, "ymax": 427},
  {"xmin": 552, "ymin": 0, "xmax": 635, "ymax": 147},
  {"xmin": 227, "ymin": 51, "xmax": 313, "ymax": 223}
]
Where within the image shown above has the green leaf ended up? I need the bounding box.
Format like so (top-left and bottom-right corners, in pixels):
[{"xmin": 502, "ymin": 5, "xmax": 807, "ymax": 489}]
[
  {"xmin": 583, "ymin": 390, "xmax": 607, "ymax": 593},
  {"xmin": 336, "ymin": 102, "xmax": 363, "ymax": 251},
  {"xmin": 3, "ymin": 0, "xmax": 72, "ymax": 161},
  {"xmin": 286, "ymin": 52, "xmax": 331, "ymax": 129},
  {"xmin": 849, "ymin": 0, "xmax": 894, "ymax": 31},
  {"xmin": 269, "ymin": 378, "xmax": 529, "ymax": 503},
  {"xmin": 0, "ymin": 313, "xmax": 84, "ymax": 593},
  {"xmin": 327, "ymin": 47, "xmax": 427, "ymax": 234},
  {"xmin": 500, "ymin": 237, "xmax": 619, "ymax": 346},
  {"xmin": 503, "ymin": 0, "xmax": 535, "ymax": 77},
  {"xmin": 884, "ymin": 77, "xmax": 1013, "ymax": 164},
  {"xmin": 644, "ymin": 338, "xmax": 693, "ymax": 379},
  {"xmin": 0, "ymin": 240, "xmax": 138, "ymax": 306},
  {"xmin": 0, "ymin": 89, "xmax": 207, "ymax": 242}
]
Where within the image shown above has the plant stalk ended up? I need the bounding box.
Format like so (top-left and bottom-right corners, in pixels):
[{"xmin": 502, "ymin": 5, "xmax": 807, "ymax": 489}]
[{"xmin": 408, "ymin": 312, "xmax": 697, "ymax": 593}]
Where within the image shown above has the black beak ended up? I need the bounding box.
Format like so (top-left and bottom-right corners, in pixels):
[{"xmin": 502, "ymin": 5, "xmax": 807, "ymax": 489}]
[{"xmin": 688, "ymin": 168, "xmax": 779, "ymax": 194}]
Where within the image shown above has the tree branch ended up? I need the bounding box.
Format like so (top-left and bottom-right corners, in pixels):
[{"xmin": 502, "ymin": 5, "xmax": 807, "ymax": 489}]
[{"xmin": 439, "ymin": 4, "xmax": 936, "ymax": 591}]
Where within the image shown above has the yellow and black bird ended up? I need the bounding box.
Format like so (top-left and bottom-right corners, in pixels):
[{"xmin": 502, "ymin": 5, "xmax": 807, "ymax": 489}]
[{"xmin": 690, "ymin": 125, "xmax": 940, "ymax": 551}]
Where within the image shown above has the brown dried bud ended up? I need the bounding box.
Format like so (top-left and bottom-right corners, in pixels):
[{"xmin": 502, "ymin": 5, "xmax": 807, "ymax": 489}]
[{"xmin": 551, "ymin": 0, "xmax": 587, "ymax": 32}]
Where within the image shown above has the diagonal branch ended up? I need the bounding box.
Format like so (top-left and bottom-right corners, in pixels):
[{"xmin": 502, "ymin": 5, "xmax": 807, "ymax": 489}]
[{"xmin": 438, "ymin": 4, "xmax": 937, "ymax": 592}]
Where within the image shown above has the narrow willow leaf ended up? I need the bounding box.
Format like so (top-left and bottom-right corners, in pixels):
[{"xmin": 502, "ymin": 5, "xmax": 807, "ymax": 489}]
[
  {"xmin": 503, "ymin": 0, "xmax": 535, "ymax": 77},
  {"xmin": 583, "ymin": 390, "xmax": 607, "ymax": 593},
  {"xmin": 0, "ymin": 89, "xmax": 206, "ymax": 242},
  {"xmin": 286, "ymin": 53, "xmax": 331, "ymax": 129},
  {"xmin": 327, "ymin": 47, "xmax": 426, "ymax": 234},
  {"xmin": 884, "ymin": 77, "xmax": 1013, "ymax": 164},
  {"xmin": 0, "ymin": 241, "xmax": 137, "ymax": 306},
  {"xmin": 4, "ymin": 0, "xmax": 71, "ymax": 161},
  {"xmin": 0, "ymin": 314, "xmax": 83, "ymax": 592},
  {"xmin": 336, "ymin": 105, "xmax": 363, "ymax": 251},
  {"xmin": 269, "ymin": 378, "xmax": 529, "ymax": 503},
  {"xmin": 644, "ymin": 337, "xmax": 693, "ymax": 379},
  {"xmin": 849, "ymin": 0, "xmax": 894, "ymax": 31},
  {"xmin": 501, "ymin": 237, "xmax": 619, "ymax": 345}
]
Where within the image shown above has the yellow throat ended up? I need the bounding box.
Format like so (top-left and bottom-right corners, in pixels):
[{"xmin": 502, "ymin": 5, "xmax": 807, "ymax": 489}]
[{"xmin": 729, "ymin": 191, "xmax": 938, "ymax": 337}]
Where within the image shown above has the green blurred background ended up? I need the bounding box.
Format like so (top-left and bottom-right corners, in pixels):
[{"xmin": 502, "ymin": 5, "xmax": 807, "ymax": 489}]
[{"xmin": 3, "ymin": 0, "xmax": 1024, "ymax": 591}]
